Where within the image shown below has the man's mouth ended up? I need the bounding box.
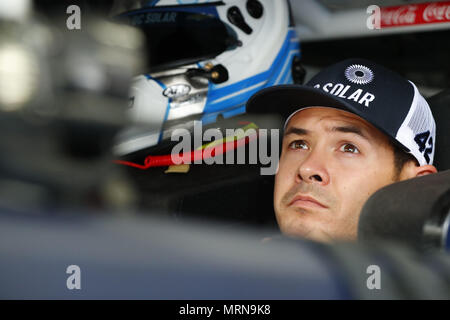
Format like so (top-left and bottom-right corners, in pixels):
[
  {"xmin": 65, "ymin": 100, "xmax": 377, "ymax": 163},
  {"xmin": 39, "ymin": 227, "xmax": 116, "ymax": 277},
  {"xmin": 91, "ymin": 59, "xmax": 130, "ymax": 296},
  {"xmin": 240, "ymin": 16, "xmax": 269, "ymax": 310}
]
[{"xmin": 288, "ymin": 194, "xmax": 328, "ymax": 209}]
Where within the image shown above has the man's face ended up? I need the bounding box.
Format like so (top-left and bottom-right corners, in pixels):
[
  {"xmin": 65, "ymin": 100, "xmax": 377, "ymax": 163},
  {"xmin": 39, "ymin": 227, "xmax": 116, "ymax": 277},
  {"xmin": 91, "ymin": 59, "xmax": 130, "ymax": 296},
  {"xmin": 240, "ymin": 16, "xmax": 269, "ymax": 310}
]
[{"xmin": 274, "ymin": 107, "xmax": 398, "ymax": 242}]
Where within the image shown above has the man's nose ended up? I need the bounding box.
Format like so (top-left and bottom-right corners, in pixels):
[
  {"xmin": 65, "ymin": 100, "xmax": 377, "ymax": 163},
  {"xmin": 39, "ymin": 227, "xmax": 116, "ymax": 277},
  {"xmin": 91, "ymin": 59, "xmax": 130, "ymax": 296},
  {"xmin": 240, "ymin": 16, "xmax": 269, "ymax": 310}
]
[{"xmin": 296, "ymin": 147, "xmax": 330, "ymax": 185}]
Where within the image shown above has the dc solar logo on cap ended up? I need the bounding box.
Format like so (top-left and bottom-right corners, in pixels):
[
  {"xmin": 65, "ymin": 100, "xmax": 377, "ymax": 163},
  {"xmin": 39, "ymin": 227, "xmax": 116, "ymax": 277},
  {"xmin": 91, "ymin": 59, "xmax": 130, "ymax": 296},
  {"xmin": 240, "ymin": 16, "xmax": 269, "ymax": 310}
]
[{"xmin": 345, "ymin": 64, "xmax": 374, "ymax": 85}]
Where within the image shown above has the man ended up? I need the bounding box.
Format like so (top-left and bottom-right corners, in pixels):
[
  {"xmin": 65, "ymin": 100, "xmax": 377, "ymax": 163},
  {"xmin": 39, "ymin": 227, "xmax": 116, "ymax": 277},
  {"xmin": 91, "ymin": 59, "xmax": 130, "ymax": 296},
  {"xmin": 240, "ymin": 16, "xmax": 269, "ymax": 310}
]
[{"xmin": 246, "ymin": 58, "xmax": 437, "ymax": 242}]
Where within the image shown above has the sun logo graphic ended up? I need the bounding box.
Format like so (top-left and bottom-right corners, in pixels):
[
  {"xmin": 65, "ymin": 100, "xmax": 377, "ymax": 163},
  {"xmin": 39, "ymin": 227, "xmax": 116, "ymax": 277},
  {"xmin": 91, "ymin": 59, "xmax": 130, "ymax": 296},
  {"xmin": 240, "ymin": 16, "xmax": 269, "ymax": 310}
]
[{"xmin": 345, "ymin": 65, "xmax": 374, "ymax": 85}]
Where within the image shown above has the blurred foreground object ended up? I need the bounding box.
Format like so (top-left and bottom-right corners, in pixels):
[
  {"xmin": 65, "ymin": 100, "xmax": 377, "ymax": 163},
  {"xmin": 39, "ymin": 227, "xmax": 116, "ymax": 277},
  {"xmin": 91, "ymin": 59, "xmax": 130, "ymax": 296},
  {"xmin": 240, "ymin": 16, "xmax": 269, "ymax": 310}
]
[
  {"xmin": 0, "ymin": 1, "xmax": 145, "ymax": 212},
  {"xmin": 0, "ymin": 211, "xmax": 449, "ymax": 299},
  {"xmin": 359, "ymin": 170, "xmax": 450, "ymax": 252}
]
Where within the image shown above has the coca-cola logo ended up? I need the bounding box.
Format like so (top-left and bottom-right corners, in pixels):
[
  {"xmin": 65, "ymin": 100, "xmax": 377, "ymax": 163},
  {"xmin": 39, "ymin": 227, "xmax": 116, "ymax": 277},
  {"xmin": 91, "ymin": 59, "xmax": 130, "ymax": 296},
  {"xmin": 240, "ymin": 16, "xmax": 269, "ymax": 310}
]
[
  {"xmin": 423, "ymin": 3, "xmax": 450, "ymax": 22},
  {"xmin": 381, "ymin": 5, "xmax": 418, "ymax": 26},
  {"xmin": 378, "ymin": 1, "xmax": 450, "ymax": 28}
]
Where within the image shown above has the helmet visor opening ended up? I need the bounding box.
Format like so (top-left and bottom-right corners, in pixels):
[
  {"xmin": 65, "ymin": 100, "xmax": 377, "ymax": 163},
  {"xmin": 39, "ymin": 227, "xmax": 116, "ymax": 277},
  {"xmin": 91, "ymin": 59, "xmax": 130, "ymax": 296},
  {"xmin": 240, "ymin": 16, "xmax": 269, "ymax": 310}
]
[{"xmin": 116, "ymin": 8, "xmax": 239, "ymax": 70}]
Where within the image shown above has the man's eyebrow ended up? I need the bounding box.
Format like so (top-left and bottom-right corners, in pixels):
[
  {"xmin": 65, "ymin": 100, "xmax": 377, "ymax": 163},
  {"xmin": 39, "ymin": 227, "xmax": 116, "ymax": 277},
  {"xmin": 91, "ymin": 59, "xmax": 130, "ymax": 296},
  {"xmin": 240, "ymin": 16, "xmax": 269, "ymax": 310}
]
[
  {"xmin": 284, "ymin": 127, "xmax": 310, "ymax": 136},
  {"xmin": 330, "ymin": 125, "xmax": 369, "ymax": 140}
]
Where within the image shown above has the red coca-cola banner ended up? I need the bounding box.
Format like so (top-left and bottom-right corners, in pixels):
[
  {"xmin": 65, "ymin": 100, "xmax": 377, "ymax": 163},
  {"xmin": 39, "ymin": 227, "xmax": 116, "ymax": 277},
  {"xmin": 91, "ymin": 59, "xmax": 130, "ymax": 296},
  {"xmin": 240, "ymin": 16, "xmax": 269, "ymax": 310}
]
[{"xmin": 380, "ymin": 1, "xmax": 450, "ymax": 28}]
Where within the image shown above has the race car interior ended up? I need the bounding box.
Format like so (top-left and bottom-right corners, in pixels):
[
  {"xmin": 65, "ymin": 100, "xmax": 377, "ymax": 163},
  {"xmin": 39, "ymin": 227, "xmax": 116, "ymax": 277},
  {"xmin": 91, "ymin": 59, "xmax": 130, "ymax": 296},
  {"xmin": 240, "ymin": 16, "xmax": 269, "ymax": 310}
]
[{"xmin": 0, "ymin": 0, "xmax": 449, "ymax": 299}]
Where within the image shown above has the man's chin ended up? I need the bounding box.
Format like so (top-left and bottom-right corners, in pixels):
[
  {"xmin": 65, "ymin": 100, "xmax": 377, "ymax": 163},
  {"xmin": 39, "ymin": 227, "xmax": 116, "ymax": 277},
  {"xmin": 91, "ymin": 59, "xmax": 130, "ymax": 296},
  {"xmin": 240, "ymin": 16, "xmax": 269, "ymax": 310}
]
[{"xmin": 278, "ymin": 222, "xmax": 333, "ymax": 243}]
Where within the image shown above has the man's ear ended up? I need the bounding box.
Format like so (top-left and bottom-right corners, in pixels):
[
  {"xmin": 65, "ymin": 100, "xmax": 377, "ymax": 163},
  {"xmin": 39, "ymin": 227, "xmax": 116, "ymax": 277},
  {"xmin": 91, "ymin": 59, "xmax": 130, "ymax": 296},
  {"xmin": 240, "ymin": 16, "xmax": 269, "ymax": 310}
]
[
  {"xmin": 416, "ymin": 164, "xmax": 438, "ymax": 176},
  {"xmin": 399, "ymin": 162, "xmax": 437, "ymax": 180}
]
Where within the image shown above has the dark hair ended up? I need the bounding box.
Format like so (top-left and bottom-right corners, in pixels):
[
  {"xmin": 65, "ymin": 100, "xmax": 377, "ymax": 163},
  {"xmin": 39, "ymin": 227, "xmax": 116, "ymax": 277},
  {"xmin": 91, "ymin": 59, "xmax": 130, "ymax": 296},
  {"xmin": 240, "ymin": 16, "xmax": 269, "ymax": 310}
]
[{"xmin": 392, "ymin": 142, "xmax": 419, "ymax": 180}]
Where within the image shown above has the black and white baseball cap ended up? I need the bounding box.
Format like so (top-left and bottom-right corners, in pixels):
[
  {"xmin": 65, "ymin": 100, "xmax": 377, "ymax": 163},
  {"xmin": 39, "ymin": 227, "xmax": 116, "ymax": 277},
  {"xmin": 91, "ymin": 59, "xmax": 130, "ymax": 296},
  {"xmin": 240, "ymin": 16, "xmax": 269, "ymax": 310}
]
[{"xmin": 246, "ymin": 58, "xmax": 436, "ymax": 166}]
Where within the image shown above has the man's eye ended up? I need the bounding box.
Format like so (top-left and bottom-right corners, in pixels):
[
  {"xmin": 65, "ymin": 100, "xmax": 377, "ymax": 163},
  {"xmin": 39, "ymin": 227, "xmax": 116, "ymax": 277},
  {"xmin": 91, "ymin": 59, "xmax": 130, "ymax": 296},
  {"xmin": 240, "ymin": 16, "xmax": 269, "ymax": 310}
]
[
  {"xmin": 339, "ymin": 143, "xmax": 360, "ymax": 154},
  {"xmin": 288, "ymin": 140, "xmax": 309, "ymax": 150}
]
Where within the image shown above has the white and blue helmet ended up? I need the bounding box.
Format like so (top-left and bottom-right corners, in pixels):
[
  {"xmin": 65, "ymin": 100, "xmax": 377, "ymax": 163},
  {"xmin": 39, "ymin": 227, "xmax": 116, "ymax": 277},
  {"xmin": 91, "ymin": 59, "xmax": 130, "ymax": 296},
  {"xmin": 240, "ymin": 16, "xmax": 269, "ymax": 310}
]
[{"xmin": 113, "ymin": 0, "xmax": 303, "ymax": 155}]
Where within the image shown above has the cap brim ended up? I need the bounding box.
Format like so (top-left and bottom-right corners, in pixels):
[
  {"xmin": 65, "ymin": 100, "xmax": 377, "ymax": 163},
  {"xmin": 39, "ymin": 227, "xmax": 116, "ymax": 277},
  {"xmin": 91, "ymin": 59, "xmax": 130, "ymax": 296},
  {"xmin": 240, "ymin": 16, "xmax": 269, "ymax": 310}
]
[{"xmin": 246, "ymin": 84, "xmax": 360, "ymax": 122}]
